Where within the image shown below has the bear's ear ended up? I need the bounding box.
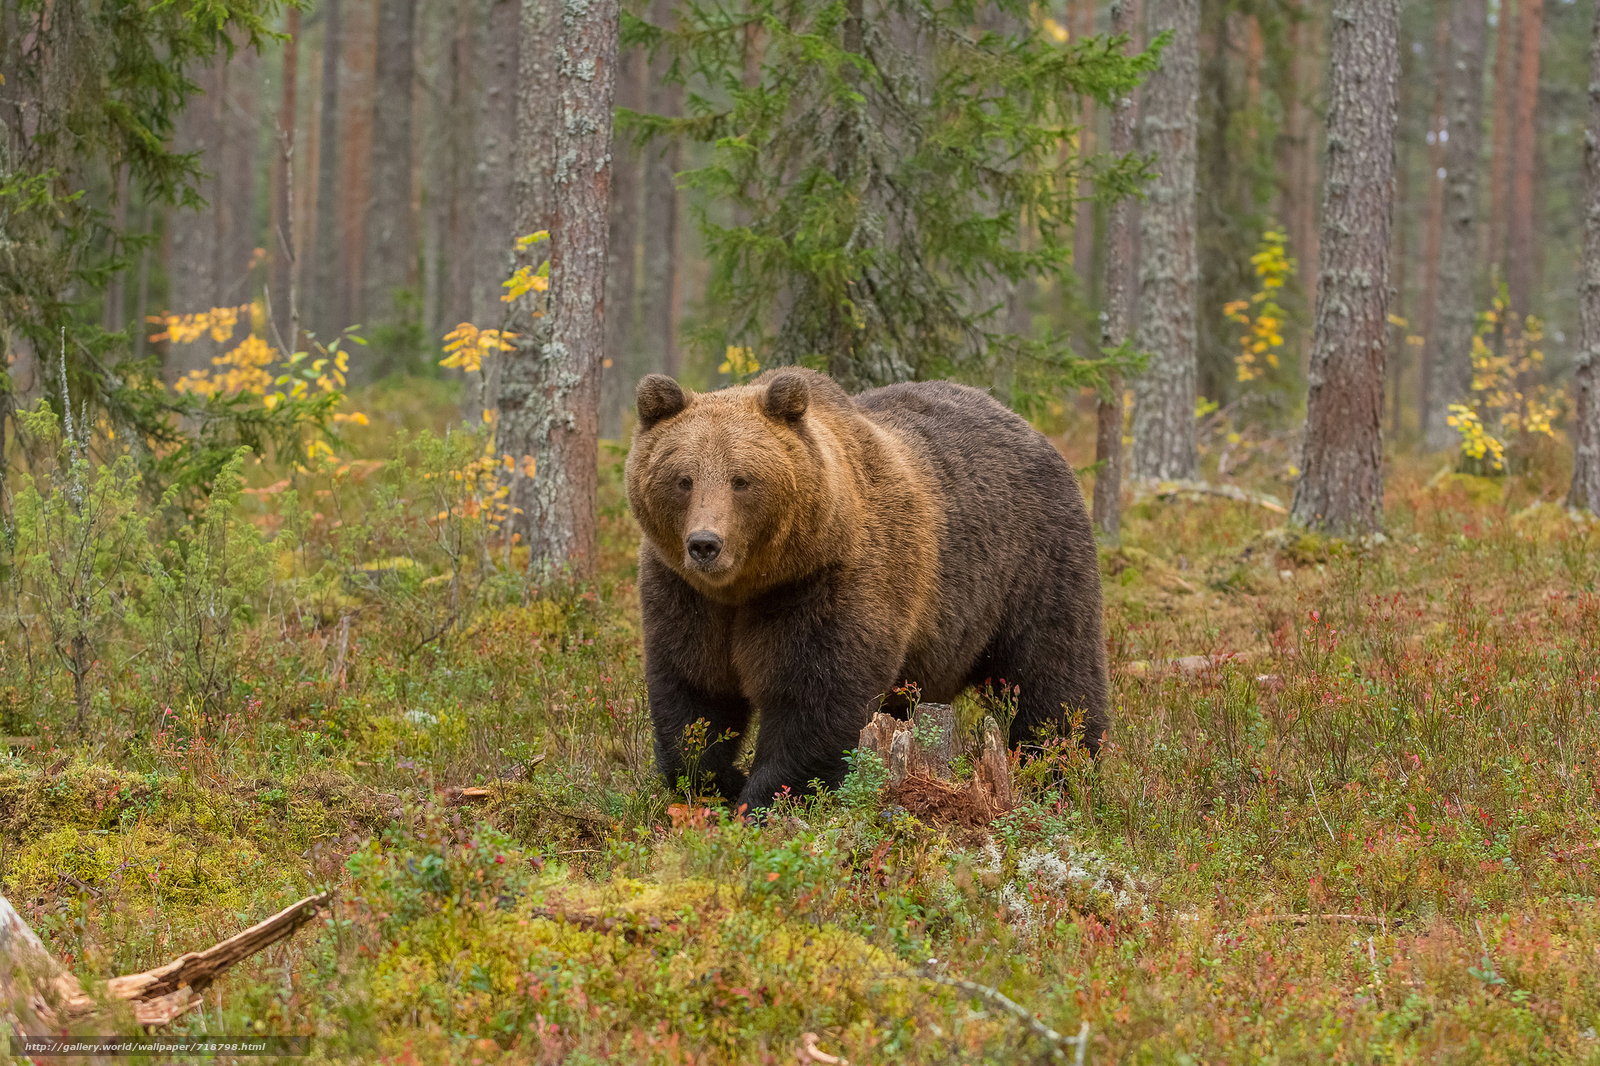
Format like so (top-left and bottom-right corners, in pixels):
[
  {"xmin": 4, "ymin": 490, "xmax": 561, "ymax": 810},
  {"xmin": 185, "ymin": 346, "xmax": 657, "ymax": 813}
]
[
  {"xmin": 763, "ymin": 370, "xmax": 809, "ymax": 423},
  {"xmin": 636, "ymin": 375, "xmax": 688, "ymax": 430}
]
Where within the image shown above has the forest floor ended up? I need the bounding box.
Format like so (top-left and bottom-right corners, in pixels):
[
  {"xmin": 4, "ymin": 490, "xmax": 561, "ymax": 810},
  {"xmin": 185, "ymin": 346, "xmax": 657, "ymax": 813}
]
[{"xmin": 4, "ymin": 385, "xmax": 1600, "ymax": 1064}]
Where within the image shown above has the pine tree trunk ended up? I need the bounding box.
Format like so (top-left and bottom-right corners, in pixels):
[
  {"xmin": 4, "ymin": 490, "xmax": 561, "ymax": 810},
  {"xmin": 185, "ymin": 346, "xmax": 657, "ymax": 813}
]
[
  {"xmin": 1387, "ymin": 102, "xmax": 1408, "ymax": 439},
  {"xmin": 167, "ymin": 62, "xmax": 222, "ymax": 379},
  {"xmin": 1131, "ymin": 0, "xmax": 1199, "ymax": 482},
  {"xmin": 271, "ymin": 8, "xmax": 301, "ymax": 348},
  {"xmin": 1416, "ymin": 6, "xmax": 1449, "ymax": 444},
  {"xmin": 1506, "ymin": 0, "xmax": 1542, "ymax": 318},
  {"xmin": 1071, "ymin": 0, "xmax": 1097, "ymax": 305},
  {"xmin": 472, "ymin": 0, "xmax": 520, "ymax": 331},
  {"xmin": 216, "ymin": 40, "xmax": 259, "ymax": 307},
  {"xmin": 312, "ymin": 0, "xmax": 344, "ymax": 339},
  {"xmin": 339, "ymin": 0, "xmax": 378, "ymax": 330},
  {"xmin": 639, "ymin": 0, "xmax": 682, "ymax": 380},
  {"xmin": 499, "ymin": 0, "xmax": 617, "ymax": 573},
  {"xmin": 1487, "ymin": 0, "xmax": 1516, "ymax": 277},
  {"xmin": 439, "ymin": 0, "xmax": 477, "ymax": 333},
  {"xmin": 1571, "ymin": 1, "xmax": 1600, "ymax": 513},
  {"xmin": 1289, "ymin": 0, "xmax": 1399, "ymax": 536},
  {"xmin": 1094, "ymin": 0, "xmax": 1140, "ymax": 545},
  {"xmin": 499, "ymin": 0, "xmax": 561, "ymax": 535},
  {"xmin": 1427, "ymin": 0, "xmax": 1488, "ymax": 451},
  {"xmin": 1278, "ymin": 0, "xmax": 1323, "ymax": 367},
  {"xmin": 600, "ymin": 44, "xmax": 644, "ymax": 439},
  {"xmin": 363, "ymin": 0, "xmax": 419, "ymax": 349}
]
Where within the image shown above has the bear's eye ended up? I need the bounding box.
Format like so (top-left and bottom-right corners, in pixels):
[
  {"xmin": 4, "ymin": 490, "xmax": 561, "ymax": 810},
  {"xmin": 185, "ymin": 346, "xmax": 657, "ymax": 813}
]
[
  {"xmin": 731, "ymin": 477, "xmax": 750, "ymax": 491},
  {"xmin": 677, "ymin": 476, "xmax": 692, "ymax": 492}
]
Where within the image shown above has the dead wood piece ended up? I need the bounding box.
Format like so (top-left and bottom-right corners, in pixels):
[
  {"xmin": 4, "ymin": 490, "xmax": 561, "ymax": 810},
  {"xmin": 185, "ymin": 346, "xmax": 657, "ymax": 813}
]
[
  {"xmin": 1132, "ymin": 478, "xmax": 1288, "ymax": 514},
  {"xmin": 1553, "ymin": 841, "xmax": 1600, "ymax": 861},
  {"xmin": 445, "ymin": 786, "xmax": 494, "ymax": 805},
  {"xmin": 1, "ymin": 894, "xmax": 97, "ymax": 1033},
  {"xmin": 4, "ymin": 890, "xmax": 329, "ymax": 1037},
  {"xmin": 890, "ymin": 774, "xmax": 995, "ymax": 829},
  {"xmin": 1176, "ymin": 911, "xmax": 1388, "ymax": 928},
  {"xmin": 796, "ymin": 1031, "xmax": 851, "ymax": 1064},
  {"xmin": 528, "ymin": 906, "xmax": 669, "ymax": 944},
  {"xmin": 976, "ymin": 716, "xmax": 1015, "ymax": 814},
  {"xmin": 105, "ymin": 891, "xmax": 331, "ymax": 1002},
  {"xmin": 859, "ymin": 707, "xmax": 1014, "ymax": 821}
]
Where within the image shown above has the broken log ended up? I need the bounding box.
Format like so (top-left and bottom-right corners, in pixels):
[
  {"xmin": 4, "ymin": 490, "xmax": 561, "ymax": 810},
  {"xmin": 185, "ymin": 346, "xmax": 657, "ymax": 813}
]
[{"xmin": 2, "ymin": 891, "xmax": 330, "ymax": 1034}]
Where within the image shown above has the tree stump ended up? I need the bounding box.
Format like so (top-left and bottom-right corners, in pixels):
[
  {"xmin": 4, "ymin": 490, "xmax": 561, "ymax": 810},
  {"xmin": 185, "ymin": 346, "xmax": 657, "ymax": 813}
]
[{"xmin": 856, "ymin": 703, "xmax": 1016, "ymax": 821}]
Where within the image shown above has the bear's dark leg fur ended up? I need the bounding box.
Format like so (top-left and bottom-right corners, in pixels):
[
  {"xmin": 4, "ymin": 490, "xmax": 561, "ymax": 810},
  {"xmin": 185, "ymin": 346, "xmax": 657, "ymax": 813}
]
[
  {"xmin": 972, "ymin": 580, "xmax": 1109, "ymax": 756},
  {"xmin": 734, "ymin": 587, "xmax": 905, "ymax": 810},
  {"xmin": 646, "ymin": 667, "xmax": 753, "ymax": 803}
]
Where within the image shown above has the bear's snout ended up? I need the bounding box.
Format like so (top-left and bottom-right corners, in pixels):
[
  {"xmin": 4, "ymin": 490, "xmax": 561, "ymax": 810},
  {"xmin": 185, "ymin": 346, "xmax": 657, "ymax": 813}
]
[{"xmin": 686, "ymin": 530, "xmax": 725, "ymax": 567}]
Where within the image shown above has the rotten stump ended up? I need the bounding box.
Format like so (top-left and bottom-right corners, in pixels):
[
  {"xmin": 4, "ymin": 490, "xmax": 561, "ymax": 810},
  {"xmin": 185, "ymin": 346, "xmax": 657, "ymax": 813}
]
[{"xmin": 856, "ymin": 703, "xmax": 1015, "ymax": 825}]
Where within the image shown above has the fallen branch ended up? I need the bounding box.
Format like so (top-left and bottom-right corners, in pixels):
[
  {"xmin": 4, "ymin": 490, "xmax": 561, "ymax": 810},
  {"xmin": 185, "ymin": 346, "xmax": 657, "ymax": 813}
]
[
  {"xmin": 107, "ymin": 891, "xmax": 332, "ymax": 1022},
  {"xmin": 916, "ymin": 967, "xmax": 1090, "ymax": 1063},
  {"xmin": 2, "ymin": 891, "xmax": 330, "ymax": 1034},
  {"xmin": 1176, "ymin": 911, "xmax": 1389, "ymax": 928},
  {"xmin": 528, "ymin": 906, "xmax": 671, "ymax": 944},
  {"xmin": 796, "ymin": 1032, "xmax": 851, "ymax": 1064},
  {"xmin": 1131, "ymin": 478, "xmax": 1288, "ymax": 514}
]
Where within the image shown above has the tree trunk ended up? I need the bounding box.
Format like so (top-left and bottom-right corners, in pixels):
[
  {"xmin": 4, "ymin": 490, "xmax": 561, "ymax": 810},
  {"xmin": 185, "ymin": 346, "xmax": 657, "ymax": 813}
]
[
  {"xmin": 103, "ymin": 166, "xmax": 129, "ymax": 334},
  {"xmin": 1571, "ymin": 1, "xmax": 1600, "ymax": 513},
  {"xmin": 339, "ymin": 0, "xmax": 379, "ymax": 331},
  {"xmin": 1486, "ymin": 0, "xmax": 1516, "ymax": 278},
  {"xmin": 601, "ymin": 44, "xmax": 644, "ymax": 439},
  {"xmin": 216, "ymin": 40, "xmax": 259, "ymax": 309},
  {"xmin": 1277, "ymin": 0, "xmax": 1323, "ymax": 371},
  {"xmin": 1289, "ymin": 0, "xmax": 1399, "ymax": 536},
  {"xmin": 1416, "ymin": 5, "xmax": 1449, "ymax": 444},
  {"xmin": 363, "ymin": 0, "xmax": 419, "ymax": 353},
  {"xmin": 1071, "ymin": 0, "xmax": 1097, "ymax": 309},
  {"xmin": 1427, "ymin": 0, "xmax": 1489, "ymax": 451},
  {"xmin": 498, "ymin": 0, "xmax": 561, "ymax": 531},
  {"xmin": 1388, "ymin": 107, "xmax": 1408, "ymax": 439},
  {"xmin": 499, "ymin": 0, "xmax": 617, "ymax": 573},
  {"xmin": 1094, "ymin": 0, "xmax": 1140, "ymax": 545},
  {"xmin": 439, "ymin": 0, "xmax": 477, "ymax": 333},
  {"xmin": 1506, "ymin": 0, "xmax": 1542, "ymax": 319},
  {"xmin": 1131, "ymin": 0, "xmax": 1199, "ymax": 482},
  {"xmin": 167, "ymin": 62, "xmax": 222, "ymax": 379},
  {"xmin": 312, "ymin": 0, "xmax": 344, "ymax": 339},
  {"xmin": 639, "ymin": 0, "xmax": 682, "ymax": 381},
  {"xmin": 472, "ymin": 0, "xmax": 520, "ymax": 332},
  {"xmin": 270, "ymin": 8, "xmax": 301, "ymax": 348}
]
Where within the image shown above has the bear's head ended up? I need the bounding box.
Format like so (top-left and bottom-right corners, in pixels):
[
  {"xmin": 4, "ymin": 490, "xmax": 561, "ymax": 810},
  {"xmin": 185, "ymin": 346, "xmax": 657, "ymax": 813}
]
[{"xmin": 625, "ymin": 368, "xmax": 854, "ymax": 602}]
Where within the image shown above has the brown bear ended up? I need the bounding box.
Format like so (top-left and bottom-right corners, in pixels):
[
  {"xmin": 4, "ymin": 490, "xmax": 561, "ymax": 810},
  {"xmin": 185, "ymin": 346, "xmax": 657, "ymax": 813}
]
[{"xmin": 625, "ymin": 367, "xmax": 1107, "ymax": 810}]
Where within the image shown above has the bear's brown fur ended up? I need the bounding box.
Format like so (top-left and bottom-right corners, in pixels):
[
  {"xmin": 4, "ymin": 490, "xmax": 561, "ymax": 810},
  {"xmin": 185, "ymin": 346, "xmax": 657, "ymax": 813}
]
[{"xmin": 626, "ymin": 367, "xmax": 1107, "ymax": 810}]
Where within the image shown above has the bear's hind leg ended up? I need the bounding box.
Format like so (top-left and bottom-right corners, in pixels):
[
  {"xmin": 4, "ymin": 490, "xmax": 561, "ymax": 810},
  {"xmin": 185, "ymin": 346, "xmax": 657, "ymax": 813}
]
[{"xmin": 976, "ymin": 612, "xmax": 1108, "ymax": 756}]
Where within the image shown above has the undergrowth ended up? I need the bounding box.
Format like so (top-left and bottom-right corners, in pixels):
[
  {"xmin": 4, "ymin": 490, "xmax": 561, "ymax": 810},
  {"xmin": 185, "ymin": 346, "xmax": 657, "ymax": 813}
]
[{"xmin": 4, "ymin": 389, "xmax": 1600, "ymax": 1063}]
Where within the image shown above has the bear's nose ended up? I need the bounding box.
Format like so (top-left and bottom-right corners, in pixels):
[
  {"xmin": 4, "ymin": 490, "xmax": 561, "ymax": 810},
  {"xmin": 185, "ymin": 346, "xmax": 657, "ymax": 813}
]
[{"xmin": 686, "ymin": 530, "xmax": 723, "ymax": 566}]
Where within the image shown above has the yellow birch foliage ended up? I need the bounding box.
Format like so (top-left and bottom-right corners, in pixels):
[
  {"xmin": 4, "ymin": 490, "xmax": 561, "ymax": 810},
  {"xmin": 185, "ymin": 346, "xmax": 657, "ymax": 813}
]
[{"xmin": 1224, "ymin": 227, "xmax": 1294, "ymax": 383}]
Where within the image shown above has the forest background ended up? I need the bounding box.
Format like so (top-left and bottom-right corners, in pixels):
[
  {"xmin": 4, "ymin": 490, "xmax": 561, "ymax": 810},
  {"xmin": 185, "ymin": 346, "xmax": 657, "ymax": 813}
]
[{"xmin": 9, "ymin": 0, "xmax": 1594, "ymax": 490}]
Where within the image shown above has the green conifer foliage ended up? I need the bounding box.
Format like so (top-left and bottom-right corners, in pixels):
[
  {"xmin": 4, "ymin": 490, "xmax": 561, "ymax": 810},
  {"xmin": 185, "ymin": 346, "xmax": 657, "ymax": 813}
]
[{"xmin": 628, "ymin": 0, "xmax": 1164, "ymax": 399}]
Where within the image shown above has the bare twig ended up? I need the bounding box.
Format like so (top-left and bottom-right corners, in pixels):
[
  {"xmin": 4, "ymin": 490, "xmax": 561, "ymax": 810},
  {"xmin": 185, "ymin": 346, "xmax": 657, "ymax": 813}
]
[
  {"xmin": 1306, "ymin": 770, "xmax": 1337, "ymax": 845},
  {"xmin": 915, "ymin": 966, "xmax": 1088, "ymax": 1062}
]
